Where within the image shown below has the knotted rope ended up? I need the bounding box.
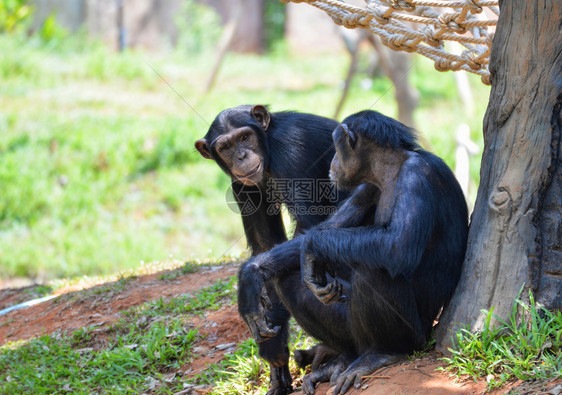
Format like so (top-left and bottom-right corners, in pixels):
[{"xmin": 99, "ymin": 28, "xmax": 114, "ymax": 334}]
[{"xmin": 281, "ymin": 0, "xmax": 498, "ymax": 84}]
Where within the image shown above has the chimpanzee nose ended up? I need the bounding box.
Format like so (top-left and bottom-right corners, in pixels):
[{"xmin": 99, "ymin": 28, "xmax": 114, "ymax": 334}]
[{"xmin": 236, "ymin": 151, "xmax": 246, "ymax": 161}]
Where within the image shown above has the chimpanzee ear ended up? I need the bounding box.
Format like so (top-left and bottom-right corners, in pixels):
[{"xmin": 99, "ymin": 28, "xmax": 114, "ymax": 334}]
[
  {"xmin": 195, "ymin": 139, "xmax": 213, "ymax": 160},
  {"xmin": 251, "ymin": 105, "xmax": 271, "ymax": 131}
]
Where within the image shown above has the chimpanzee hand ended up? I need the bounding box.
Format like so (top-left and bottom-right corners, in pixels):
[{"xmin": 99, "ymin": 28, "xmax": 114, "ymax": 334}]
[
  {"xmin": 238, "ymin": 262, "xmax": 281, "ymax": 342},
  {"xmin": 301, "ymin": 250, "xmax": 346, "ymax": 305},
  {"xmin": 243, "ymin": 288, "xmax": 281, "ymax": 343}
]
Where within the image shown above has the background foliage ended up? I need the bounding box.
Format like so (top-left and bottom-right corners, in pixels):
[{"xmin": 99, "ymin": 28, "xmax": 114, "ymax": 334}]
[
  {"xmin": 0, "ymin": 3, "xmax": 489, "ymax": 282},
  {"xmin": 4, "ymin": 3, "xmax": 559, "ymax": 394}
]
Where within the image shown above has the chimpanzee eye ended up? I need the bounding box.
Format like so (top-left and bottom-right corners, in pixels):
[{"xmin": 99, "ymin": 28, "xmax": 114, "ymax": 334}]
[{"xmin": 241, "ymin": 134, "xmax": 249, "ymax": 142}]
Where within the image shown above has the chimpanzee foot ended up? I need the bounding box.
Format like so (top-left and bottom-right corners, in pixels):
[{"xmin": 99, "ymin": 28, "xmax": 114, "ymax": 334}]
[
  {"xmin": 267, "ymin": 364, "xmax": 293, "ymax": 395},
  {"xmin": 331, "ymin": 352, "xmax": 404, "ymax": 394},
  {"xmin": 301, "ymin": 354, "xmax": 350, "ymax": 395},
  {"xmin": 294, "ymin": 343, "xmax": 340, "ymax": 371}
]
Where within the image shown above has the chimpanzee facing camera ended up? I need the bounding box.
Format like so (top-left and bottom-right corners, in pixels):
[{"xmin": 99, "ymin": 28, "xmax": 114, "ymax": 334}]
[
  {"xmin": 195, "ymin": 105, "xmax": 345, "ymax": 254},
  {"xmin": 195, "ymin": 105, "xmax": 347, "ymax": 394}
]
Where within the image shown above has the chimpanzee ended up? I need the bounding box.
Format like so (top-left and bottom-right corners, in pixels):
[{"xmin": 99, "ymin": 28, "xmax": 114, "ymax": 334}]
[
  {"xmin": 195, "ymin": 105, "xmax": 346, "ymax": 394},
  {"xmin": 195, "ymin": 104, "xmax": 344, "ymax": 254},
  {"xmin": 238, "ymin": 110, "xmax": 469, "ymax": 394}
]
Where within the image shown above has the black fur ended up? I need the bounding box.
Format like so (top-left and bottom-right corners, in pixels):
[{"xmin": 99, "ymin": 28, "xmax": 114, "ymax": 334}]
[
  {"xmin": 343, "ymin": 110, "xmax": 420, "ymax": 151},
  {"xmin": 238, "ymin": 110, "xmax": 469, "ymax": 394},
  {"xmin": 202, "ymin": 105, "xmax": 344, "ymax": 252},
  {"xmin": 198, "ymin": 105, "xmax": 345, "ymax": 395}
]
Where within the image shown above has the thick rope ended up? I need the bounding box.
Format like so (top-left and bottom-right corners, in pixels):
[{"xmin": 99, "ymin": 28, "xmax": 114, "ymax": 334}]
[{"xmin": 281, "ymin": 0, "xmax": 498, "ymax": 85}]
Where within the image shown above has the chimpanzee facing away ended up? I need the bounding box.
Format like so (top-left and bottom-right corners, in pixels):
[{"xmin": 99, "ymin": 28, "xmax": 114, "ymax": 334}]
[
  {"xmin": 195, "ymin": 105, "xmax": 346, "ymax": 394},
  {"xmin": 238, "ymin": 110, "xmax": 469, "ymax": 394}
]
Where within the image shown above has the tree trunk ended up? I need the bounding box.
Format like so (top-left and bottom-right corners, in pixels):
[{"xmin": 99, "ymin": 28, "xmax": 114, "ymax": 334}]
[
  {"xmin": 436, "ymin": 0, "xmax": 562, "ymax": 351},
  {"xmin": 204, "ymin": 0, "xmax": 245, "ymax": 93},
  {"xmin": 207, "ymin": 0, "xmax": 264, "ymax": 54},
  {"xmin": 230, "ymin": 0, "xmax": 264, "ymax": 53}
]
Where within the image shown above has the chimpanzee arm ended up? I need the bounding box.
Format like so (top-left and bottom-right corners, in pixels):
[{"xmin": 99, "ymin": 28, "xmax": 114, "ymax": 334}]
[
  {"xmin": 238, "ymin": 237, "xmax": 302, "ymax": 341},
  {"xmin": 302, "ymin": 171, "xmax": 435, "ymax": 299},
  {"xmin": 238, "ymin": 183, "xmax": 381, "ymax": 337},
  {"xmin": 232, "ymin": 182, "xmax": 287, "ymax": 255},
  {"xmin": 316, "ymin": 182, "xmax": 380, "ymax": 230},
  {"xmin": 243, "ymin": 182, "xmax": 380, "ymax": 283}
]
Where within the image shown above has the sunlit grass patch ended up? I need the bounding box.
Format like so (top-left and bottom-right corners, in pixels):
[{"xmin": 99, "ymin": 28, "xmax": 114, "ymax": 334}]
[
  {"xmin": 0, "ymin": 321, "xmax": 199, "ymax": 393},
  {"xmin": 193, "ymin": 324, "xmax": 317, "ymax": 395},
  {"xmin": 134, "ymin": 276, "xmax": 237, "ymax": 317},
  {"xmin": 441, "ymin": 291, "xmax": 562, "ymax": 390}
]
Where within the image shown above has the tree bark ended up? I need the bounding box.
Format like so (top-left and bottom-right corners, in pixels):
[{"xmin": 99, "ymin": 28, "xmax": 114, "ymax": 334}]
[
  {"xmin": 436, "ymin": 0, "xmax": 562, "ymax": 351},
  {"xmin": 204, "ymin": 0, "xmax": 245, "ymax": 93},
  {"xmin": 230, "ymin": 0, "xmax": 264, "ymax": 53},
  {"xmin": 206, "ymin": 0, "xmax": 264, "ymax": 54}
]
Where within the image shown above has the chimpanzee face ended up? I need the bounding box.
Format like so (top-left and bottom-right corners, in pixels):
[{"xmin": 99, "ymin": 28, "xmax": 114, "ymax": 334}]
[
  {"xmin": 195, "ymin": 105, "xmax": 270, "ymax": 186},
  {"xmin": 212, "ymin": 128, "xmax": 264, "ymax": 185},
  {"xmin": 330, "ymin": 123, "xmax": 363, "ymax": 190}
]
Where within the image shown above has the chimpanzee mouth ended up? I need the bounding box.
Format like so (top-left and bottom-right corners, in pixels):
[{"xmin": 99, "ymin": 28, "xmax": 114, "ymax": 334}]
[{"xmin": 234, "ymin": 164, "xmax": 261, "ymax": 180}]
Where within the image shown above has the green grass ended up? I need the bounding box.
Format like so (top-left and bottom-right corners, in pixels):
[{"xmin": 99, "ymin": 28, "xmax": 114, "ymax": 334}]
[
  {"xmin": 134, "ymin": 276, "xmax": 236, "ymax": 317},
  {"xmin": 195, "ymin": 323, "xmax": 317, "ymax": 395},
  {"xmin": 0, "ymin": 276, "xmax": 236, "ymax": 394},
  {"xmin": 441, "ymin": 291, "xmax": 562, "ymax": 390},
  {"xmin": 0, "ymin": 274, "xmax": 319, "ymax": 394},
  {"xmin": 157, "ymin": 261, "xmax": 198, "ymax": 281},
  {"xmin": 0, "ymin": 319, "xmax": 197, "ymax": 394},
  {"xmin": 0, "ymin": 33, "xmax": 489, "ymax": 282}
]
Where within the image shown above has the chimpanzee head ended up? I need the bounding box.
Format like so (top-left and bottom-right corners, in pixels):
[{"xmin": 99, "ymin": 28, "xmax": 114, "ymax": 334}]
[
  {"xmin": 195, "ymin": 105, "xmax": 271, "ymax": 186},
  {"xmin": 330, "ymin": 122, "xmax": 366, "ymax": 190},
  {"xmin": 330, "ymin": 110, "xmax": 420, "ymax": 190}
]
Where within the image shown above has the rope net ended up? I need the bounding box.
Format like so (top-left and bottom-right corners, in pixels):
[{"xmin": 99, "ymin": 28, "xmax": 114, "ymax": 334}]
[{"xmin": 281, "ymin": 0, "xmax": 499, "ymax": 85}]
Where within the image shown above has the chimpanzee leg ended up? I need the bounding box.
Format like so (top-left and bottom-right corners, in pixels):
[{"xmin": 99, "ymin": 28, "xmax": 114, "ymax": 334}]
[
  {"xmin": 238, "ymin": 239, "xmax": 304, "ymax": 395},
  {"xmin": 239, "ymin": 238, "xmax": 353, "ymax": 349},
  {"xmin": 258, "ymin": 287, "xmax": 293, "ymax": 395},
  {"xmin": 239, "ymin": 239, "xmax": 360, "ymax": 394},
  {"xmin": 349, "ymin": 269, "xmax": 427, "ymax": 353},
  {"xmin": 273, "ymin": 270, "xmax": 356, "ymax": 357},
  {"xmin": 324, "ymin": 269, "xmax": 428, "ymax": 395},
  {"xmin": 272, "ymin": 270, "xmax": 359, "ymax": 395}
]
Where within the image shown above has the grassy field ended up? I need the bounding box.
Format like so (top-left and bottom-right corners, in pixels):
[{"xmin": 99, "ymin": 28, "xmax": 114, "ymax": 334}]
[
  {"xmin": 0, "ymin": 265, "xmax": 559, "ymax": 394},
  {"xmin": 0, "ymin": 34, "xmax": 490, "ymax": 282}
]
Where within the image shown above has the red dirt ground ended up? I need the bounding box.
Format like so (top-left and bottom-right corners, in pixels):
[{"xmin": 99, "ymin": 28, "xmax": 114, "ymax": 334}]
[{"xmin": 0, "ymin": 264, "xmax": 559, "ymax": 395}]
